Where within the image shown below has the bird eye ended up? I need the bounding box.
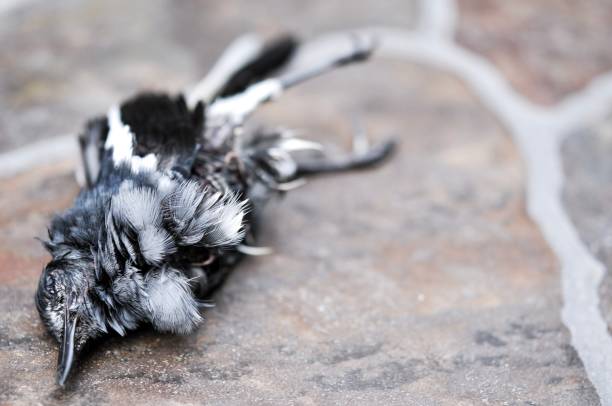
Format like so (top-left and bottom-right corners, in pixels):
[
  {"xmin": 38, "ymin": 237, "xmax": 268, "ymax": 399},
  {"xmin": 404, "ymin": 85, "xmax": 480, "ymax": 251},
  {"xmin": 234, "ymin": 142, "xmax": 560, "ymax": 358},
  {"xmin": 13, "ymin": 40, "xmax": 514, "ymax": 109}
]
[
  {"xmin": 42, "ymin": 273, "xmax": 54, "ymax": 293},
  {"xmin": 43, "ymin": 270, "xmax": 64, "ymax": 301},
  {"xmin": 48, "ymin": 274, "xmax": 59, "ymax": 293}
]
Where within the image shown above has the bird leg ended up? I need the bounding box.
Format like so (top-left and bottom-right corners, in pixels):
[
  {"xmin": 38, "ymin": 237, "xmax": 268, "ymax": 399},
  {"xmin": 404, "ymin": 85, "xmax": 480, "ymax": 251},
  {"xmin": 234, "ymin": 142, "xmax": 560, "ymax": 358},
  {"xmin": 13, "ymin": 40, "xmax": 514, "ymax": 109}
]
[{"xmin": 295, "ymin": 123, "xmax": 396, "ymax": 176}]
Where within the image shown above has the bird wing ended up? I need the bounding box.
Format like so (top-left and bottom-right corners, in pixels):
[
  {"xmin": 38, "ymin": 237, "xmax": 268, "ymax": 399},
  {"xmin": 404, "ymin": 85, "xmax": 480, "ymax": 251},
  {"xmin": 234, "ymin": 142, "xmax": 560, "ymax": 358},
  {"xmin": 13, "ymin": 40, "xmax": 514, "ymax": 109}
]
[
  {"xmin": 214, "ymin": 35, "xmax": 298, "ymax": 99},
  {"xmin": 115, "ymin": 93, "xmax": 204, "ymax": 174},
  {"xmin": 78, "ymin": 117, "xmax": 108, "ymax": 188}
]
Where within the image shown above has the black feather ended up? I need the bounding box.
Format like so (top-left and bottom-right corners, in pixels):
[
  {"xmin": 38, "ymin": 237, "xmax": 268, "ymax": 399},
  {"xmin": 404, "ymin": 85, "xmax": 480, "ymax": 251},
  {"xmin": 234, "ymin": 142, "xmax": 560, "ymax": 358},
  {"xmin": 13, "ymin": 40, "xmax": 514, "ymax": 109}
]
[
  {"xmin": 216, "ymin": 35, "xmax": 298, "ymax": 98},
  {"xmin": 120, "ymin": 93, "xmax": 203, "ymax": 170}
]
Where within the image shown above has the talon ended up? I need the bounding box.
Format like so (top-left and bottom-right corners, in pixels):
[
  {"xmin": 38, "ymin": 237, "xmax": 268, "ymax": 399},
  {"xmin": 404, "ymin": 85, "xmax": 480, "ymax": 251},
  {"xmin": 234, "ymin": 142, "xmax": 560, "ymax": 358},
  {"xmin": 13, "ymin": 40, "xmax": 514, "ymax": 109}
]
[
  {"xmin": 278, "ymin": 138, "xmax": 324, "ymax": 153},
  {"xmin": 196, "ymin": 300, "xmax": 216, "ymax": 308},
  {"xmin": 237, "ymin": 245, "xmax": 274, "ymax": 256},
  {"xmin": 295, "ymin": 137, "xmax": 397, "ymax": 176},
  {"xmin": 275, "ymin": 178, "xmax": 307, "ymax": 191},
  {"xmin": 193, "ymin": 255, "xmax": 217, "ymax": 267},
  {"xmin": 224, "ymin": 142, "xmax": 248, "ymax": 180}
]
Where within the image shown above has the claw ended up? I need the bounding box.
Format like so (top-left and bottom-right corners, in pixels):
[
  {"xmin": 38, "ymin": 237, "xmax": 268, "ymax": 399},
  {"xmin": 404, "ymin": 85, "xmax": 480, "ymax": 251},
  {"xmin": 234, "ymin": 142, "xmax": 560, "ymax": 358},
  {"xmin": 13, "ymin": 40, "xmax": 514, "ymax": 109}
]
[
  {"xmin": 274, "ymin": 178, "xmax": 307, "ymax": 191},
  {"xmin": 278, "ymin": 138, "xmax": 324, "ymax": 153},
  {"xmin": 295, "ymin": 137, "xmax": 397, "ymax": 176},
  {"xmin": 192, "ymin": 255, "xmax": 216, "ymax": 267},
  {"xmin": 351, "ymin": 119, "xmax": 370, "ymax": 156},
  {"xmin": 237, "ymin": 245, "xmax": 274, "ymax": 256},
  {"xmin": 196, "ymin": 300, "xmax": 216, "ymax": 308}
]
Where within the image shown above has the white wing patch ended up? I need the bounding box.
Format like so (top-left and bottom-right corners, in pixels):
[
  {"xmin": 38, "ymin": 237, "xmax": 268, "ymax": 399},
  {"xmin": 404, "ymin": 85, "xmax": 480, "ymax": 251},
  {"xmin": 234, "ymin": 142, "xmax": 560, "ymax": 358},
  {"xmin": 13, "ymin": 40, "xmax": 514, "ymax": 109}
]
[
  {"xmin": 207, "ymin": 79, "xmax": 283, "ymax": 124},
  {"xmin": 105, "ymin": 105, "xmax": 134, "ymax": 163},
  {"xmin": 105, "ymin": 105, "xmax": 158, "ymax": 173},
  {"xmin": 132, "ymin": 153, "xmax": 158, "ymax": 173}
]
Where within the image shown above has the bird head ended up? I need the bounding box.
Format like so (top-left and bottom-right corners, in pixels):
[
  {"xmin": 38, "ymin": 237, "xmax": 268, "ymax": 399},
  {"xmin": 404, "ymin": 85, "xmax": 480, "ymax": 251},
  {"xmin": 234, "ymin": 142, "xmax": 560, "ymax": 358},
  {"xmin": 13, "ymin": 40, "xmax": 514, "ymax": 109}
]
[{"xmin": 36, "ymin": 257, "xmax": 105, "ymax": 386}]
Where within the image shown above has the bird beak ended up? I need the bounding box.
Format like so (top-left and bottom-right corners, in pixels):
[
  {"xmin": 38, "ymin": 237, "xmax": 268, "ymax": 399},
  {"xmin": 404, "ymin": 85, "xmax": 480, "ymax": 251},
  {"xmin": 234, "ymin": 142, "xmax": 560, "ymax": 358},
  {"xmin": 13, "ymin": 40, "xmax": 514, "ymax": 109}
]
[{"xmin": 57, "ymin": 309, "xmax": 79, "ymax": 387}]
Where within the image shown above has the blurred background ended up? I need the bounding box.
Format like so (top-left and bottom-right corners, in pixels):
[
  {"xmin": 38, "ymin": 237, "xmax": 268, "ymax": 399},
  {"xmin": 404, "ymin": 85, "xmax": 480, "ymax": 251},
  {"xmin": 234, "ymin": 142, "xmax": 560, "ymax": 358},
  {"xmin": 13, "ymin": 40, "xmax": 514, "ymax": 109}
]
[
  {"xmin": 2, "ymin": 0, "xmax": 612, "ymax": 405},
  {"xmin": 2, "ymin": 1, "xmax": 612, "ymax": 152}
]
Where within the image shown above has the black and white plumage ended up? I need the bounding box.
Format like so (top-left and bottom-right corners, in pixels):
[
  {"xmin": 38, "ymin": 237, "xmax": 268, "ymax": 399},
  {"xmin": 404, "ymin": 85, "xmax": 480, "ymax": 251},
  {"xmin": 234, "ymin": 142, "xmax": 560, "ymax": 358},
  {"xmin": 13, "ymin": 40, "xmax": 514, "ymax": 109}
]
[{"xmin": 35, "ymin": 34, "xmax": 395, "ymax": 386}]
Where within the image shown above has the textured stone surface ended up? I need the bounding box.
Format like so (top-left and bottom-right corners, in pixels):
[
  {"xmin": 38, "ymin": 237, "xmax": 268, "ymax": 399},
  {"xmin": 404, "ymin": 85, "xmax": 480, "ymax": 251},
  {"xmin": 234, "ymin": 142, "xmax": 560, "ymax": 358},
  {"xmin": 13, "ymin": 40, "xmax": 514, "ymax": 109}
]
[
  {"xmin": 3, "ymin": 0, "xmax": 611, "ymax": 404},
  {"xmin": 0, "ymin": 0, "xmax": 417, "ymax": 152},
  {"xmin": 0, "ymin": 59, "xmax": 598, "ymax": 404},
  {"xmin": 563, "ymin": 117, "xmax": 612, "ymax": 335},
  {"xmin": 457, "ymin": 0, "xmax": 612, "ymax": 105}
]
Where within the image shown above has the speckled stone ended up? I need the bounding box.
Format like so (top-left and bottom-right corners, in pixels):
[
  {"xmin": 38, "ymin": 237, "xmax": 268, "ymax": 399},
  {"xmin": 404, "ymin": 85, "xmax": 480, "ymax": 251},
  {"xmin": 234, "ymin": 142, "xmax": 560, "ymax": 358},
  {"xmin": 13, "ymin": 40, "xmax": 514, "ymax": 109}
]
[
  {"xmin": 562, "ymin": 115, "xmax": 612, "ymax": 340},
  {"xmin": 0, "ymin": 59, "xmax": 598, "ymax": 405},
  {"xmin": 457, "ymin": 0, "xmax": 612, "ymax": 105}
]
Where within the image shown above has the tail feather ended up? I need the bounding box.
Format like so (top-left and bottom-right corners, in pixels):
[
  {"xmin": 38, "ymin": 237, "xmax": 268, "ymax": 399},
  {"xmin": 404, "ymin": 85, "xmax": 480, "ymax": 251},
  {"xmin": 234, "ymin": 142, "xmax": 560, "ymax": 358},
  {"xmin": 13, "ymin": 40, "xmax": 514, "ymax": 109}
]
[{"xmin": 216, "ymin": 35, "xmax": 298, "ymax": 99}]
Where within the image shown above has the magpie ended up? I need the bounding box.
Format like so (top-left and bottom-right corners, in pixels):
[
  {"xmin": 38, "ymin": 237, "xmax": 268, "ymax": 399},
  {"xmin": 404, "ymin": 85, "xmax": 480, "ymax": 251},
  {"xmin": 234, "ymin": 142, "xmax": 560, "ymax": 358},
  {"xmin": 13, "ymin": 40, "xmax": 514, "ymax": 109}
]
[{"xmin": 35, "ymin": 33, "xmax": 395, "ymax": 386}]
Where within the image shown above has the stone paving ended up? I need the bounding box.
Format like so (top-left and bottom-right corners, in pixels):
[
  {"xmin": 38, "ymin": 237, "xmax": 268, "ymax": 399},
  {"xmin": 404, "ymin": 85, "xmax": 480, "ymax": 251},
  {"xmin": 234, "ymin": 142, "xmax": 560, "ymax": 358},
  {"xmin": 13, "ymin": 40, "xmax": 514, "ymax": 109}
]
[{"xmin": 2, "ymin": 0, "xmax": 612, "ymax": 405}]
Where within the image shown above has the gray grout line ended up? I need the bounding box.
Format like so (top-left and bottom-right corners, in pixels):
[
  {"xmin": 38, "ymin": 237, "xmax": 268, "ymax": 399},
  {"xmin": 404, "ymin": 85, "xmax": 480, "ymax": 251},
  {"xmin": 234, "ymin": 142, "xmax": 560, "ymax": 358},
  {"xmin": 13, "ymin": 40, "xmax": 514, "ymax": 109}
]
[
  {"xmin": 416, "ymin": 0, "xmax": 456, "ymax": 40},
  {"xmin": 552, "ymin": 71, "xmax": 612, "ymax": 131},
  {"xmin": 371, "ymin": 0, "xmax": 612, "ymax": 403},
  {"xmin": 0, "ymin": 134, "xmax": 78, "ymax": 179}
]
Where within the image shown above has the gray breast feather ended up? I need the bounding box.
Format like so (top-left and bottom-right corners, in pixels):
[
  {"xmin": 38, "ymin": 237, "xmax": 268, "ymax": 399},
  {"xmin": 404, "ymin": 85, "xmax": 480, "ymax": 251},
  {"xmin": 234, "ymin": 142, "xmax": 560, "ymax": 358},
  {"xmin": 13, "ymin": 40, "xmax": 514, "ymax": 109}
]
[
  {"xmin": 163, "ymin": 179, "xmax": 247, "ymax": 247},
  {"xmin": 143, "ymin": 267, "xmax": 202, "ymax": 334},
  {"xmin": 85, "ymin": 177, "xmax": 248, "ymax": 336}
]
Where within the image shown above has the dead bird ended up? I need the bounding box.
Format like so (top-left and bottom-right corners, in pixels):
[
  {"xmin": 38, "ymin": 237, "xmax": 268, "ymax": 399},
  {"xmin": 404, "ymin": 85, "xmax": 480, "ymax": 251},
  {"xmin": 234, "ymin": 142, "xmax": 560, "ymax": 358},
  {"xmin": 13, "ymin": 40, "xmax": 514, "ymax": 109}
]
[{"xmin": 35, "ymin": 33, "xmax": 396, "ymax": 386}]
